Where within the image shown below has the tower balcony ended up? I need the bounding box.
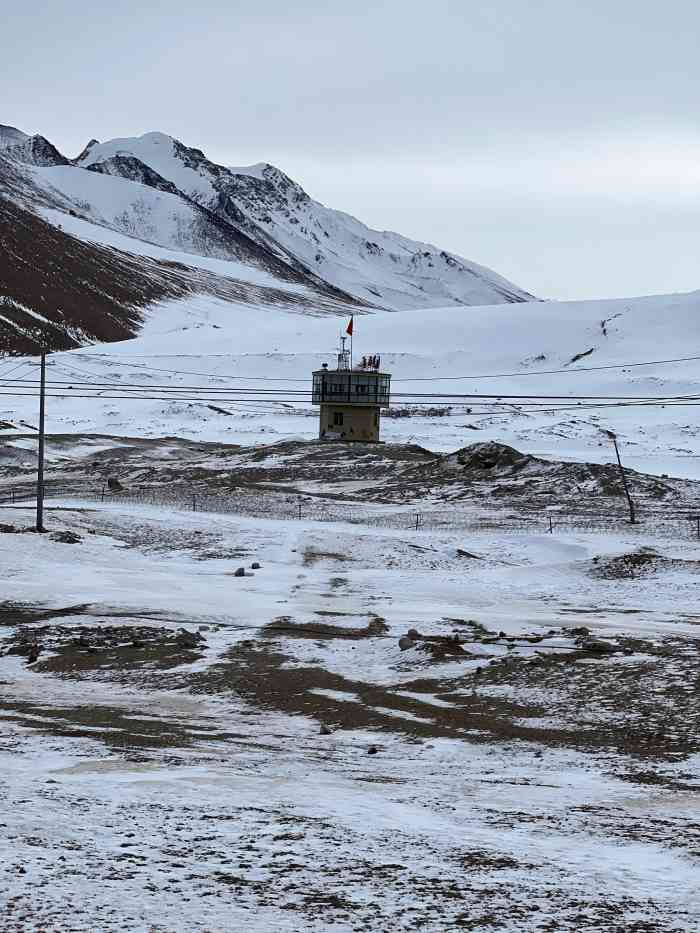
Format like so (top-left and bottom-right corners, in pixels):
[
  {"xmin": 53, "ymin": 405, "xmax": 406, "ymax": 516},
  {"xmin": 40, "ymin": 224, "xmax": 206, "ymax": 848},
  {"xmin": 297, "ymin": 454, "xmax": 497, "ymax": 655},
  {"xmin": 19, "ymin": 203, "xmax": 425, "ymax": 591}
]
[{"xmin": 312, "ymin": 369, "xmax": 391, "ymax": 407}]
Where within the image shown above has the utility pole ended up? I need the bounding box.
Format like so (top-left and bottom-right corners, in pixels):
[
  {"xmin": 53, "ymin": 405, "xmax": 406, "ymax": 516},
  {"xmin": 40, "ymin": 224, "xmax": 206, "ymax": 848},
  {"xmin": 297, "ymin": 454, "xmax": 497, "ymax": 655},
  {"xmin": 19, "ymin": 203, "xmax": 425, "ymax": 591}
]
[
  {"xmin": 36, "ymin": 352, "xmax": 46, "ymax": 533},
  {"xmin": 602, "ymin": 428, "xmax": 636, "ymax": 524}
]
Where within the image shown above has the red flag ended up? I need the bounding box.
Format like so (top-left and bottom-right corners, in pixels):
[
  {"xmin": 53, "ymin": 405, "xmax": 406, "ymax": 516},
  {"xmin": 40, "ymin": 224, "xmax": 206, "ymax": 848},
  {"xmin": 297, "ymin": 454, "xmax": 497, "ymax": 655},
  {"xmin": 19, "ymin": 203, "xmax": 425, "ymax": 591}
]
[{"xmin": 346, "ymin": 316, "xmax": 354, "ymax": 336}]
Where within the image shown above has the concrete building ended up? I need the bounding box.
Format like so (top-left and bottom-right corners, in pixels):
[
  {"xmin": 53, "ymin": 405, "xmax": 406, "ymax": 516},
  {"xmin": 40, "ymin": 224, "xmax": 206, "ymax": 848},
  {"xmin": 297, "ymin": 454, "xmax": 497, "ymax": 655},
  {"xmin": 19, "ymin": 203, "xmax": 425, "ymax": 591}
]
[{"xmin": 312, "ymin": 341, "xmax": 391, "ymax": 442}]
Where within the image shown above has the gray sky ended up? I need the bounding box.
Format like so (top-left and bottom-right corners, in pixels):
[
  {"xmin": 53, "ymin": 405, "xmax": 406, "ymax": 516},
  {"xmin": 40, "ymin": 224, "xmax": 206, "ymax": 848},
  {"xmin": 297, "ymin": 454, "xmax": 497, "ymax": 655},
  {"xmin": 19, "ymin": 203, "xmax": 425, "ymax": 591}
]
[{"xmin": 4, "ymin": 0, "xmax": 699, "ymax": 300}]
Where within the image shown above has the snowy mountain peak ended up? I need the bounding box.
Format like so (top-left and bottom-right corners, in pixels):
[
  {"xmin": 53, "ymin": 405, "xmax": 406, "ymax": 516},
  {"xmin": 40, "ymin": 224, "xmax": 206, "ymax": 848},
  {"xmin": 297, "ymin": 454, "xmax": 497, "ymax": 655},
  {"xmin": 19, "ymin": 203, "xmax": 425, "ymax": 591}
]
[
  {"xmin": 229, "ymin": 162, "xmax": 310, "ymax": 204},
  {"xmin": 74, "ymin": 138, "xmax": 100, "ymax": 162},
  {"xmin": 2, "ymin": 131, "xmax": 69, "ymax": 167},
  {"xmin": 76, "ymin": 132, "xmax": 182, "ymax": 173},
  {"xmin": 0, "ymin": 124, "xmax": 30, "ymax": 149}
]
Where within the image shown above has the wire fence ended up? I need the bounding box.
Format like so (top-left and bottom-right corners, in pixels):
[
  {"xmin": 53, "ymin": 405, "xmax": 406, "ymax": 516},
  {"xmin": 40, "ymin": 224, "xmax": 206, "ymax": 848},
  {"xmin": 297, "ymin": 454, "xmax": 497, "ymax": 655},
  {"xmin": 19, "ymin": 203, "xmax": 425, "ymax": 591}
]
[{"xmin": 2, "ymin": 479, "xmax": 700, "ymax": 540}]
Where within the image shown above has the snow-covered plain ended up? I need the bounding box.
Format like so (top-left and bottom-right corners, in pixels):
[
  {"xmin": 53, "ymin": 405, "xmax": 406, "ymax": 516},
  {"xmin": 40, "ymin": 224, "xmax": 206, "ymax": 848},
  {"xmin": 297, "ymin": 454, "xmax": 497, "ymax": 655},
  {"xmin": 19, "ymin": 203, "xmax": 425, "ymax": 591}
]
[
  {"xmin": 3, "ymin": 287, "xmax": 700, "ymax": 479},
  {"xmin": 1, "ymin": 501, "xmax": 699, "ymax": 931}
]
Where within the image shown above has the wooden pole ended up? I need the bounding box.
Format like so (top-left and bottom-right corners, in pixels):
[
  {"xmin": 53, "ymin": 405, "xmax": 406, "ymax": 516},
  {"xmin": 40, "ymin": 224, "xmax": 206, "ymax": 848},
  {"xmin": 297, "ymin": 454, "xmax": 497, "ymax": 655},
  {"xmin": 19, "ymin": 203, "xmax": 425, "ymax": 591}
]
[
  {"xmin": 35, "ymin": 352, "xmax": 46, "ymax": 533},
  {"xmin": 611, "ymin": 436, "xmax": 636, "ymax": 524}
]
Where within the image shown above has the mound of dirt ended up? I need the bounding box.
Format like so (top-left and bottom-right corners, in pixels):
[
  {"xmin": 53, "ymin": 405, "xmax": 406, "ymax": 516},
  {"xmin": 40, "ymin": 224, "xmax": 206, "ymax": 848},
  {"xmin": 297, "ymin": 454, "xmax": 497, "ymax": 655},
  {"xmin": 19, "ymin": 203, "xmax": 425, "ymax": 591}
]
[
  {"xmin": 439, "ymin": 442, "xmax": 541, "ymax": 476},
  {"xmin": 591, "ymin": 547, "xmax": 700, "ymax": 579},
  {"xmin": 371, "ymin": 440, "xmax": 686, "ymax": 509},
  {"xmin": 454, "ymin": 442, "xmax": 538, "ymax": 473}
]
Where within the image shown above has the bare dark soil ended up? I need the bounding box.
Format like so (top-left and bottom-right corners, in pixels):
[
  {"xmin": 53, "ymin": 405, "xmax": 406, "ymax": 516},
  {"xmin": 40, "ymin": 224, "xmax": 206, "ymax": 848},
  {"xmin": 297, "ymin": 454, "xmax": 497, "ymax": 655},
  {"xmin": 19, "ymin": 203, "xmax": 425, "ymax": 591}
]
[
  {"xmin": 3, "ymin": 436, "xmax": 698, "ymax": 536},
  {"xmin": 0, "ymin": 196, "xmax": 153, "ymax": 352},
  {"xmin": 0, "ymin": 698, "xmax": 213, "ymax": 751},
  {"xmin": 5, "ymin": 602, "xmax": 698, "ymax": 771},
  {"xmin": 175, "ymin": 632, "xmax": 700, "ymax": 767},
  {"xmin": 370, "ymin": 440, "xmax": 690, "ymax": 510}
]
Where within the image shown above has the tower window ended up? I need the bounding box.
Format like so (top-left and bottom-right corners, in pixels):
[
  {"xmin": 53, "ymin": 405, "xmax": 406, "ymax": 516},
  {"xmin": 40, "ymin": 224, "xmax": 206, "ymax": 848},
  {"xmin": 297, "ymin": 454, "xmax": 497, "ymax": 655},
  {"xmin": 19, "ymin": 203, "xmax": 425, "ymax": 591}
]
[{"xmin": 333, "ymin": 412, "xmax": 344, "ymax": 426}]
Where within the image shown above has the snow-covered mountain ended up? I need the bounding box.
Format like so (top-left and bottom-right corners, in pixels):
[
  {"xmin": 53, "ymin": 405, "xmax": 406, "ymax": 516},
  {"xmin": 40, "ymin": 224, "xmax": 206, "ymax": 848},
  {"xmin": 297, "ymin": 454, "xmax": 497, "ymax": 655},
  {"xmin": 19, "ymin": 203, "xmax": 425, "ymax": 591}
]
[
  {"xmin": 0, "ymin": 125, "xmax": 30, "ymax": 150},
  {"xmin": 0, "ymin": 124, "xmax": 367, "ymax": 352},
  {"xmin": 0, "ymin": 124, "xmax": 534, "ymax": 352},
  {"xmin": 73, "ymin": 131, "xmax": 534, "ymax": 309},
  {"xmin": 0, "ymin": 124, "xmax": 69, "ymax": 167}
]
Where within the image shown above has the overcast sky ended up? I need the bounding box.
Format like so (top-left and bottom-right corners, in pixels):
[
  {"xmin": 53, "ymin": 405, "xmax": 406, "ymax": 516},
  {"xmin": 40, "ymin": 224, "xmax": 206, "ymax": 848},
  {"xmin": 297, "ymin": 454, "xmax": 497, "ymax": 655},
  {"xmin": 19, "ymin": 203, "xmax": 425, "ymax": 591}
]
[{"xmin": 4, "ymin": 1, "xmax": 699, "ymax": 300}]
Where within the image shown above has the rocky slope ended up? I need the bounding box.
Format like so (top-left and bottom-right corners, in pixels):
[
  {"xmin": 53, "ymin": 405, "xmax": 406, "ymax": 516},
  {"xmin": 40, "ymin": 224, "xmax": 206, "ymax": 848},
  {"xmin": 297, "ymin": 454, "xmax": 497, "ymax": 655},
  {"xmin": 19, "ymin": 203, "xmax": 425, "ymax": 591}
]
[{"xmin": 75, "ymin": 132, "xmax": 535, "ymax": 309}]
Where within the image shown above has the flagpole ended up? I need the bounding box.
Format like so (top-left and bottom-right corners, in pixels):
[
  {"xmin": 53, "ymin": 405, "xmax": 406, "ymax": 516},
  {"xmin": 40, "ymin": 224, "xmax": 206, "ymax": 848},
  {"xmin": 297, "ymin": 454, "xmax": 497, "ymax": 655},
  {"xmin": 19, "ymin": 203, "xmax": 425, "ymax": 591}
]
[{"xmin": 344, "ymin": 316, "xmax": 354, "ymax": 368}]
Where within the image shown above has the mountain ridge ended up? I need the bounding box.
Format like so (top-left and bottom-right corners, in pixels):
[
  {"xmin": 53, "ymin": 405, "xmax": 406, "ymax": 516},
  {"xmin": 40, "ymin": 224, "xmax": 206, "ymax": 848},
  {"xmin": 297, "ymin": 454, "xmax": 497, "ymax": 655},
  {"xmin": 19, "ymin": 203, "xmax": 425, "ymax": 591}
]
[
  {"xmin": 75, "ymin": 131, "xmax": 534, "ymax": 308},
  {"xmin": 0, "ymin": 123, "xmax": 536, "ymax": 353}
]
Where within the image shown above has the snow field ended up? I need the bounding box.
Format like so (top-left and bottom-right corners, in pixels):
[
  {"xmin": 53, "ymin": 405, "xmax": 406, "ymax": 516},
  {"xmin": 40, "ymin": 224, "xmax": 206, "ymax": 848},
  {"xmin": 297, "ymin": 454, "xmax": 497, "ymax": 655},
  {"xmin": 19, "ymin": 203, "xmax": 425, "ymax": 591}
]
[
  {"xmin": 1, "ymin": 501, "xmax": 699, "ymax": 930},
  {"xmin": 3, "ymin": 286, "xmax": 700, "ymax": 480}
]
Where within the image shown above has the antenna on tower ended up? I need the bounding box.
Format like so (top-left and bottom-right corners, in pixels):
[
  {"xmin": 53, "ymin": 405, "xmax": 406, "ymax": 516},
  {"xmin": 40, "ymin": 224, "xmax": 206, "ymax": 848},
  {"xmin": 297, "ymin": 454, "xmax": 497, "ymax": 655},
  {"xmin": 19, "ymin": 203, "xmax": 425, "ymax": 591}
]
[{"xmin": 337, "ymin": 333, "xmax": 350, "ymax": 370}]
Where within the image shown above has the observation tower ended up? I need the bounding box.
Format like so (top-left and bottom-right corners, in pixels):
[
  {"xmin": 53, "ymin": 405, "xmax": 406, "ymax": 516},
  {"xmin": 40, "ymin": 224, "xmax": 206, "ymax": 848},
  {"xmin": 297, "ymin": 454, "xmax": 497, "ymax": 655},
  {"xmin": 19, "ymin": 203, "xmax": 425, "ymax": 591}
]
[{"xmin": 312, "ymin": 335, "xmax": 391, "ymax": 442}]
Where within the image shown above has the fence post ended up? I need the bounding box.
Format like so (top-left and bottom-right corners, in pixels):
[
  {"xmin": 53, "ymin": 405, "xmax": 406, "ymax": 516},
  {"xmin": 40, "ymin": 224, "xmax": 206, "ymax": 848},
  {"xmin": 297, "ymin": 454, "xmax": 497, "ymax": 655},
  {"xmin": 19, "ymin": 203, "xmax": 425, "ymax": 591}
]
[
  {"xmin": 298, "ymin": 499, "xmax": 302, "ymax": 520},
  {"xmin": 548, "ymin": 516, "xmax": 553, "ymax": 534},
  {"xmin": 192, "ymin": 494, "xmax": 197, "ymax": 513},
  {"xmin": 101, "ymin": 484, "xmax": 105, "ymax": 502}
]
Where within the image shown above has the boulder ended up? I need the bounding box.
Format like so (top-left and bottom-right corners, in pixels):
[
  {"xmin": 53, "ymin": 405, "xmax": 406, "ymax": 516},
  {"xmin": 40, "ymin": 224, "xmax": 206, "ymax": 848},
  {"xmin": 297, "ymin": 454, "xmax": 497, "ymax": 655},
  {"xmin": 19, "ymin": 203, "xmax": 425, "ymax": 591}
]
[
  {"xmin": 233, "ymin": 567, "xmax": 246, "ymax": 577},
  {"xmin": 398, "ymin": 636, "xmax": 414, "ymax": 651},
  {"xmin": 580, "ymin": 638, "xmax": 617, "ymax": 654},
  {"xmin": 175, "ymin": 627, "xmax": 205, "ymax": 650},
  {"xmin": 251, "ymin": 562, "xmax": 261, "ymax": 570},
  {"xmin": 27, "ymin": 643, "xmax": 41, "ymax": 664},
  {"xmin": 50, "ymin": 530, "xmax": 82, "ymax": 544}
]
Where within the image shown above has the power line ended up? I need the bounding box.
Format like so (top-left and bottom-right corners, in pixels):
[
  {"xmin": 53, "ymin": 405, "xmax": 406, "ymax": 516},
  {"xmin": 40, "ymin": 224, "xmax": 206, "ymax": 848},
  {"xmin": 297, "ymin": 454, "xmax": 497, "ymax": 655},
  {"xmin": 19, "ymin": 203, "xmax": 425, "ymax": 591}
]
[
  {"xmin": 77, "ymin": 354, "xmax": 304, "ymax": 382},
  {"xmin": 0, "ymin": 359, "xmax": 32, "ymax": 381},
  {"xmin": 2, "ymin": 376, "xmax": 699, "ymax": 403},
  {"xmin": 0, "ymin": 389, "xmax": 699, "ymax": 415},
  {"xmin": 71, "ymin": 350, "xmax": 700, "ymax": 382},
  {"xmin": 391, "ymin": 353, "xmax": 700, "ymax": 381},
  {"xmin": 0, "ymin": 381, "xmax": 698, "ymax": 406}
]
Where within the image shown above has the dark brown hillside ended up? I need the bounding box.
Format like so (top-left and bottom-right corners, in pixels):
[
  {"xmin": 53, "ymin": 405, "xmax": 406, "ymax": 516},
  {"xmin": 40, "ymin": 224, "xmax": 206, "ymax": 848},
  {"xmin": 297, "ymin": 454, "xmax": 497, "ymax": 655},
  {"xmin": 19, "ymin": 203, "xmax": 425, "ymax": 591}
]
[
  {"xmin": 0, "ymin": 196, "xmax": 175, "ymax": 353},
  {"xmin": 0, "ymin": 196, "xmax": 364, "ymax": 355}
]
